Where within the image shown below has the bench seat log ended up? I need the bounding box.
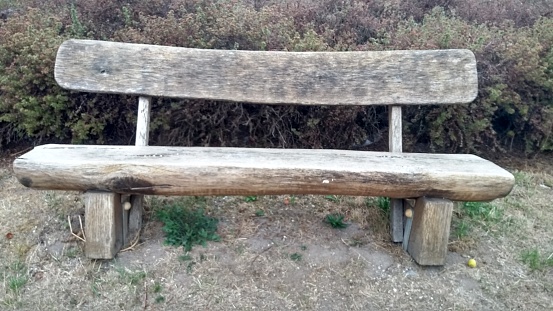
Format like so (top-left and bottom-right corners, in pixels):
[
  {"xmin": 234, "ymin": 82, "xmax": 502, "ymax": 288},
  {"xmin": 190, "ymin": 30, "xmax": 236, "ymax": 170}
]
[{"xmin": 14, "ymin": 144, "xmax": 514, "ymax": 201}]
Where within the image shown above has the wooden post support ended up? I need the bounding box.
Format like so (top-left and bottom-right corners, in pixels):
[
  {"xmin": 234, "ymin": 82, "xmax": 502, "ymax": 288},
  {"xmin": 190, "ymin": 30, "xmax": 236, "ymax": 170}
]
[
  {"xmin": 84, "ymin": 192, "xmax": 123, "ymax": 259},
  {"xmin": 122, "ymin": 96, "xmax": 151, "ymax": 246},
  {"xmin": 407, "ymin": 197, "xmax": 453, "ymax": 265},
  {"xmin": 389, "ymin": 105, "xmax": 403, "ymax": 242},
  {"xmin": 136, "ymin": 96, "xmax": 151, "ymax": 146}
]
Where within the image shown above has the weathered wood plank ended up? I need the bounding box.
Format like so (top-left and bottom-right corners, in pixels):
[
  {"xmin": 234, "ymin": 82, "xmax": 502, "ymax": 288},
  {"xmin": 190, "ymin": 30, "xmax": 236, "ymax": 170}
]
[
  {"xmin": 136, "ymin": 96, "xmax": 151, "ymax": 146},
  {"xmin": 389, "ymin": 105, "xmax": 404, "ymax": 242},
  {"xmin": 54, "ymin": 40, "xmax": 478, "ymax": 105},
  {"xmin": 124, "ymin": 96, "xmax": 150, "ymax": 245},
  {"xmin": 408, "ymin": 197, "xmax": 454, "ymax": 266},
  {"xmin": 14, "ymin": 145, "xmax": 515, "ymax": 201},
  {"xmin": 84, "ymin": 192, "xmax": 123, "ymax": 259}
]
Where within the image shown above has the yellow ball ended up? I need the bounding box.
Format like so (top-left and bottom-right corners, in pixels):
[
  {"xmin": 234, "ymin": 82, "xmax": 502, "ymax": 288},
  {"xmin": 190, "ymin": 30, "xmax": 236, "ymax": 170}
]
[{"xmin": 467, "ymin": 258, "xmax": 477, "ymax": 268}]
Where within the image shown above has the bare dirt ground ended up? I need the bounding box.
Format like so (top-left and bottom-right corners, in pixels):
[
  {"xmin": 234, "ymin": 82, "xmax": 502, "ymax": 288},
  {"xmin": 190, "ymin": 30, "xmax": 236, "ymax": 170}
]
[{"xmin": 1, "ymin": 159, "xmax": 552, "ymax": 310}]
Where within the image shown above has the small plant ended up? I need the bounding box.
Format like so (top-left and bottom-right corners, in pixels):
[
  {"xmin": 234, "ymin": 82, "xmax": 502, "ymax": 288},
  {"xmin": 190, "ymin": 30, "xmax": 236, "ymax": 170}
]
[
  {"xmin": 290, "ymin": 253, "xmax": 302, "ymax": 261},
  {"xmin": 366, "ymin": 197, "xmax": 391, "ymax": 217},
  {"xmin": 5, "ymin": 262, "xmax": 27, "ymax": 294},
  {"xmin": 461, "ymin": 201, "xmax": 503, "ymax": 222},
  {"xmin": 324, "ymin": 195, "xmax": 339, "ymax": 202},
  {"xmin": 178, "ymin": 253, "xmax": 192, "ymax": 262},
  {"xmin": 255, "ymin": 209, "xmax": 265, "ymax": 217},
  {"xmin": 153, "ymin": 282, "xmax": 162, "ymax": 293},
  {"xmin": 300, "ymin": 245, "xmax": 307, "ymax": 251},
  {"xmin": 156, "ymin": 202, "xmax": 220, "ymax": 251},
  {"xmin": 377, "ymin": 197, "xmax": 390, "ymax": 213},
  {"xmin": 116, "ymin": 268, "xmax": 146, "ymax": 286},
  {"xmin": 155, "ymin": 295, "xmax": 166, "ymax": 303},
  {"xmin": 521, "ymin": 249, "xmax": 553, "ymax": 271},
  {"xmin": 452, "ymin": 220, "xmax": 470, "ymax": 239},
  {"xmin": 324, "ymin": 213, "xmax": 348, "ymax": 229},
  {"xmin": 244, "ymin": 196, "xmax": 258, "ymax": 202}
]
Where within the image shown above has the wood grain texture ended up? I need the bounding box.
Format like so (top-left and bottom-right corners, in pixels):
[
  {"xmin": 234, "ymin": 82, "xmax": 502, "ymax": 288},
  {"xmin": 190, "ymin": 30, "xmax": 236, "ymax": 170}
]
[
  {"xmin": 54, "ymin": 39, "xmax": 478, "ymax": 105},
  {"xmin": 136, "ymin": 96, "xmax": 151, "ymax": 146},
  {"xmin": 14, "ymin": 145, "xmax": 515, "ymax": 201},
  {"xmin": 390, "ymin": 199, "xmax": 404, "ymax": 242},
  {"xmin": 84, "ymin": 192, "xmax": 122, "ymax": 259},
  {"xmin": 389, "ymin": 105, "xmax": 404, "ymax": 242},
  {"xmin": 408, "ymin": 197, "xmax": 453, "ymax": 266},
  {"xmin": 130, "ymin": 96, "xmax": 150, "ymax": 246}
]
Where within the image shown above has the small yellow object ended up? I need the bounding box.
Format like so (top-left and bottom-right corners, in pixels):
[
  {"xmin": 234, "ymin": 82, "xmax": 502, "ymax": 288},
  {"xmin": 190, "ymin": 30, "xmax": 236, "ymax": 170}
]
[
  {"xmin": 405, "ymin": 208, "xmax": 413, "ymax": 218},
  {"xmin": 467, "ymin": 258, "xmax": 477, "ymax": 268}
]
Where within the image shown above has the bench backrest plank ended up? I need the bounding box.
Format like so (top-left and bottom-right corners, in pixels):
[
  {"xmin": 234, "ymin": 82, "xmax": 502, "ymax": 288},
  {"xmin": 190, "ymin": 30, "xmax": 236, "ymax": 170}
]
[{"xmin": 55, "ymin": 39, "xmax": 478, "ymax": 106}]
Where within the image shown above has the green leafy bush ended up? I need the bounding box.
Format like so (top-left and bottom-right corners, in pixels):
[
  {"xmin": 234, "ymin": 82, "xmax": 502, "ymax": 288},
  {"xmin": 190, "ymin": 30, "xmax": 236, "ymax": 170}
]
[{"xmin": 0, "ymin": 9, "xmax": 70, "ymax": 146}]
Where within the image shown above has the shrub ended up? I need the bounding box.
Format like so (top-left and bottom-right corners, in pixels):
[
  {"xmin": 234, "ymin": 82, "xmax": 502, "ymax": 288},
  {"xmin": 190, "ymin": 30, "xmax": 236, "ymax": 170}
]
[
  {"xmin": 0, "ymin": 0, "xmax": 551, "ymax": 155},
  {"xmin": 0, "ymin": 9, "xmax": 70, "ymax": 146}
]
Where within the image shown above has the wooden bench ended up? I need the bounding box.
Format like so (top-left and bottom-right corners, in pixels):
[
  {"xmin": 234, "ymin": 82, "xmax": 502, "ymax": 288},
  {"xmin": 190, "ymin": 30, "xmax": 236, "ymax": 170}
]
[{"xmin": 13, "ymin": 39, "xmax": 515, "ymax": 265}]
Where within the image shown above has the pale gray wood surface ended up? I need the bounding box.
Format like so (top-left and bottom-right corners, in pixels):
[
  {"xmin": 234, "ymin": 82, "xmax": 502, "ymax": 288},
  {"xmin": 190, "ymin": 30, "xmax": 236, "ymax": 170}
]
[
  {"xmin": 127, "ymin": 96, "xmax": 150, "ymax": 246},
  {"xmin": 84, "ymin": 192, "xmax": 122, "ymax": 259},
  {"xmin": 55, "ymin": 40, "xmax": 478, "ymax": 105},
  {"xmin": 408, "ymin": 197, "xmax": 454, "ymax": 266},
  {"xmin": 136, "ymin": 96, "xmax": 151, "ymax": 146},
  {"xmin": 389, "ymin": 105, "xmax": 404, "ymax": 242},
  {"xmin": 14, "ymin": 145, "xmax": 514, "ymax": 201}
]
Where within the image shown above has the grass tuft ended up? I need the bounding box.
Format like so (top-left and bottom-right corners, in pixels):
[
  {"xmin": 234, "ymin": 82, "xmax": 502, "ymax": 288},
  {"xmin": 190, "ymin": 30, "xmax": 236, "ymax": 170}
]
[
  {"xmin": 521, "ymin": 249, "xmax": 553, "ymax": 271},
  {"xmin": 324, "ymin": 213, "xmax": 348, "ymax": 229},
  {"xmin": 156, "ymin": 199, "xmax": 220, "ymax": 252}
]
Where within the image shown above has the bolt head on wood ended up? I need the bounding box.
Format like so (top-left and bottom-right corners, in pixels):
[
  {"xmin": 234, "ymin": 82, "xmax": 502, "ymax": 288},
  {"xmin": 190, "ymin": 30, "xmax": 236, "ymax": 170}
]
[
  {"xmin": 123, "ymin": 201, "xmax": 132, "ymax": 210},
  {"xmin": 405, "ymin": 208, "xmax": 413, "ymax": 218}
]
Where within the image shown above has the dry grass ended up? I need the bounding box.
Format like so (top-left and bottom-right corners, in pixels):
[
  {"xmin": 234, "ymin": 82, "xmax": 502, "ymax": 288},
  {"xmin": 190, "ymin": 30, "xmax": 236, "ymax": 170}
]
[{"xmin": 1, "ymin": 164, "xmax": 552, "ymax": 310}]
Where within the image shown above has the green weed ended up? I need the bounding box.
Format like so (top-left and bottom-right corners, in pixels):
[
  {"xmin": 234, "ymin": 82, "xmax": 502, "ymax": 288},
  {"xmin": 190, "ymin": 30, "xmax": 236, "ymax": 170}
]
[
  {"xmin": 155, "ymin": 200, "xmax": 220, "ymax": 252},
  {"xmin": 452, "ymin": 220, "xmax": 471, "ymax": 239},
  {"xmin": 365, "ymin": 197, "xmax": 390, "ymax": 219},
  {"xmin": 461, "ymin": 201, "xmax": 503, "ymax": 223},
  {"xmin": 290, "ymin": 253, "xmax": 302, "ymax": 261},
  {"xmin": 255, "ymin": 209, "xmax": 265, "ymax": 217},
  {"xmin": 324, "ymin": 195, "xmax": 339, "ymax": 202},
  {"xmin": 244, "ymin": 196, "xmax": 258, "ymax": 202},
  {"xmin": 179, "ymin": 253, "xmax": 193, "ymax": 262},
  {"xmin": 4, "ymin": 262, "xmax": 28, "ymax": 295},
  {"xmin": 324, "ymin": 213, "xmax": 348, "ymax": 229},
  {"xmin": 521, "ymin": 249, "xmax": 553, "ymax": 271},
  {"xmin": 155, "ymin": 295, "xmax": 166, "ymax": 303},
  {"xmin": 116, "ymin": 268, "xmax": 146, "ymax": 286}
]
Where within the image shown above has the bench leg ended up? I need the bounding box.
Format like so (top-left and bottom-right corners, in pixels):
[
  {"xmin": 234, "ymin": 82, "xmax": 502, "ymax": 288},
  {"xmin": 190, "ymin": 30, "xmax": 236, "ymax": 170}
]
[
  {"xmin": 84, "ymin": 192, "xmax": 123, "ymax": 259},
  {"xmin": 407, "ymin": 197, "xmax": 453, "ymax": 266},
  {"xmin": 125, "ymin": 195, "xmax": 143, "ymax": 246},
  {"xmin": 390, "ymin": 198, "xmax": 404, "ymax": 242}
]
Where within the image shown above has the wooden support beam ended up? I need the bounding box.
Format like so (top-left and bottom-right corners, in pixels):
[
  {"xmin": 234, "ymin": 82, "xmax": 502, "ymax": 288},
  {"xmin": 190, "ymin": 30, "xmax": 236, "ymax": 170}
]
[
  {"xmin": 84, "ymin": 192, "xmax": 123, "ymax": 259},
  {"xmin": 389, "ymin": 105, "xmax": 403, "ymax": 242},
  {"xmin": 122, "ymin": 96, "xmax": 151, "ymax": 246},
  {"xmin": 407, "ymin": 197, "xmax": 453, "ymax": 265}
]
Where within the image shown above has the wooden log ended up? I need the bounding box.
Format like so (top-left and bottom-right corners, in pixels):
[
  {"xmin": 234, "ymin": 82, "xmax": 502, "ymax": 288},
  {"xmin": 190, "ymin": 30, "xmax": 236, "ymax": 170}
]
[
  {"xmin": 54, "ymin": 39, "xmax": 478, "ymax": 105},
  {"xmin": 84, "ymin": 192, "xmax": 123, "ymax": 259},
  {"xmin": 136, "ymin": 96, "xmax": 151, "ymax": 146},
  {"xmin": 389, "ymin": 105, "xmax": 404, "ymax": 242},
  {"xmin": 14, "ymin": 145, "xmax": 515, "ymax": 201},
  {"xmin": 123, "ymin": 96, "xmax": 151, "ymax": 246},
  {"xmin": 407, "ymin": 197, "xmax": 453, "ymax": 265}
]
